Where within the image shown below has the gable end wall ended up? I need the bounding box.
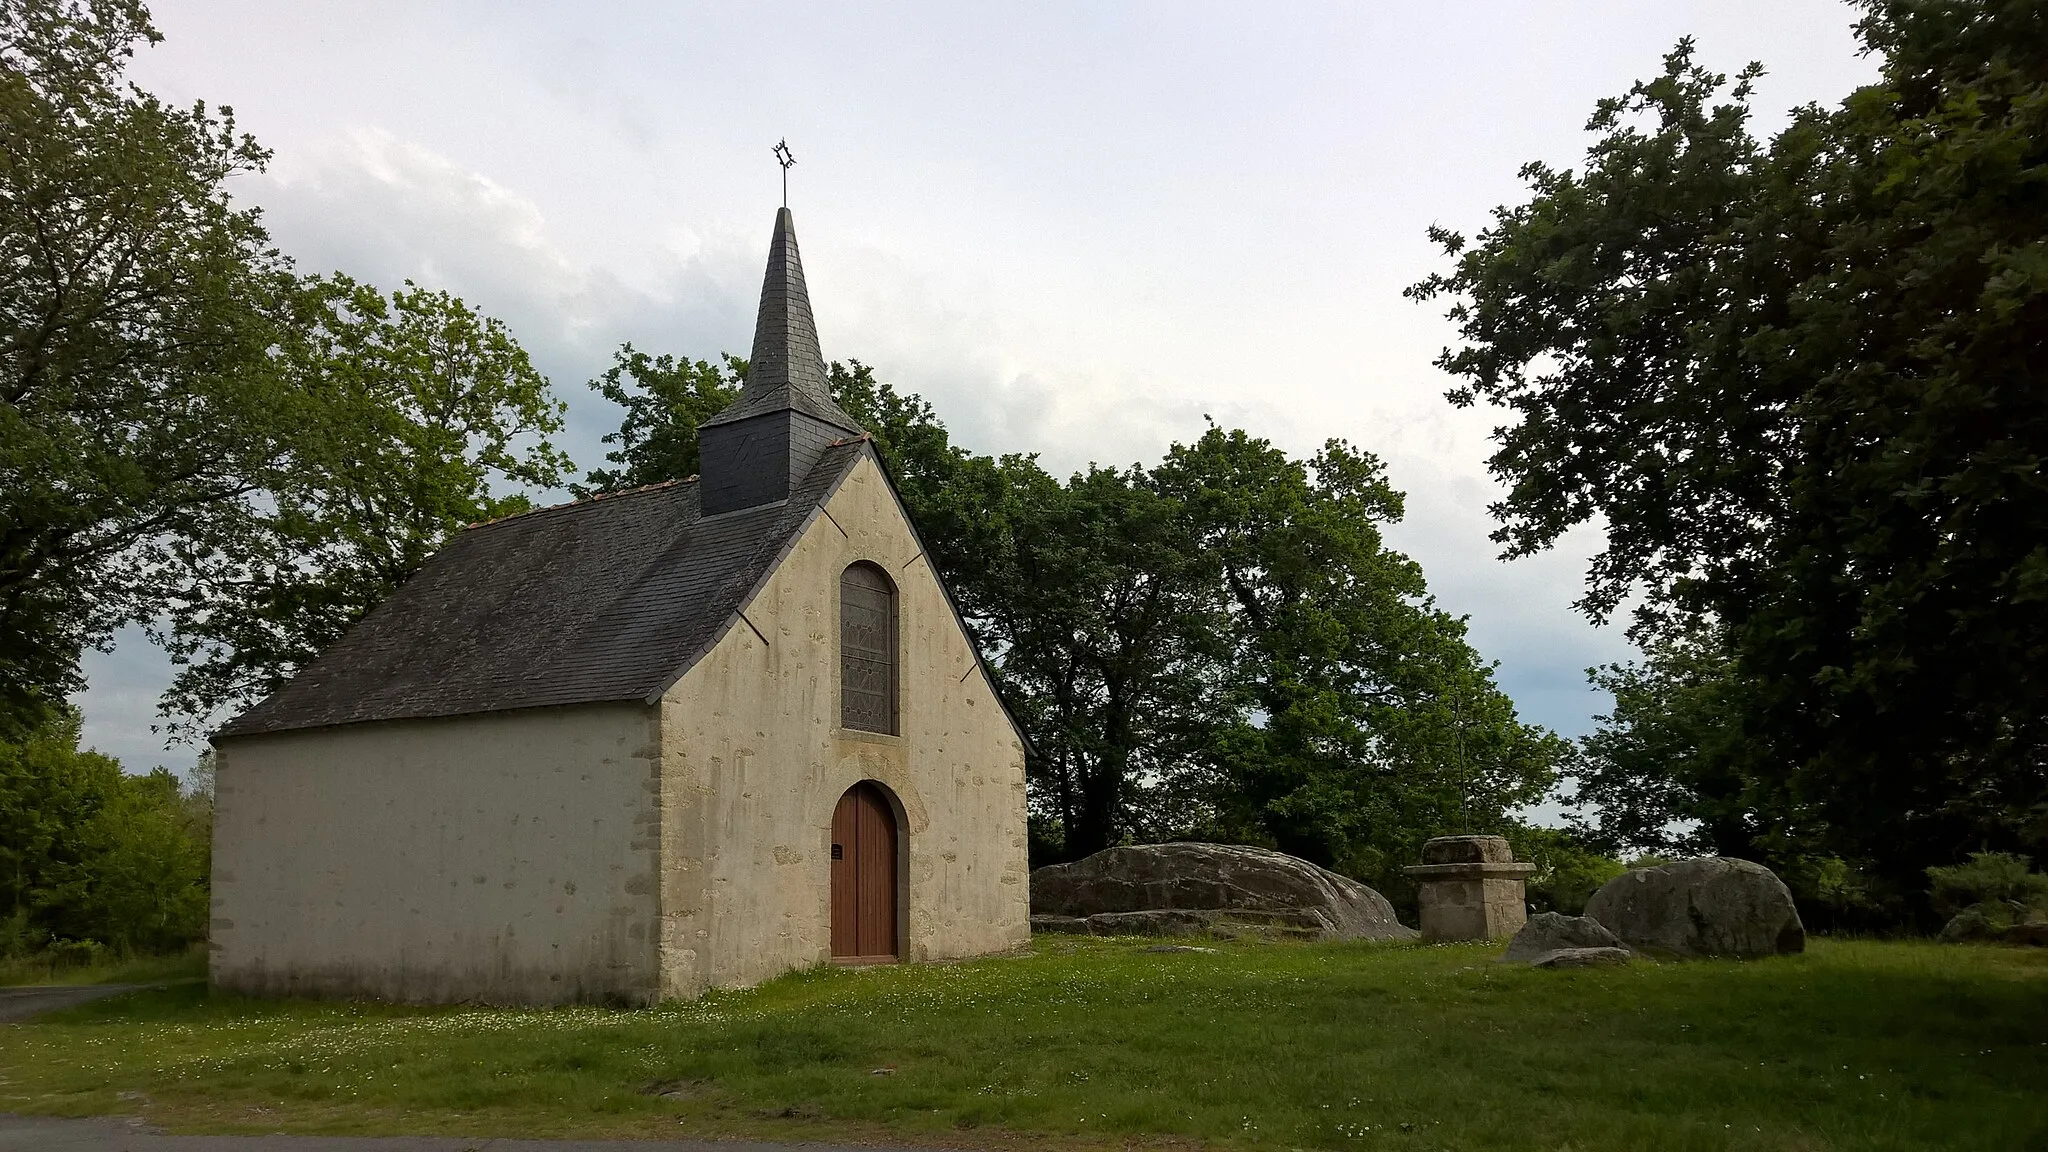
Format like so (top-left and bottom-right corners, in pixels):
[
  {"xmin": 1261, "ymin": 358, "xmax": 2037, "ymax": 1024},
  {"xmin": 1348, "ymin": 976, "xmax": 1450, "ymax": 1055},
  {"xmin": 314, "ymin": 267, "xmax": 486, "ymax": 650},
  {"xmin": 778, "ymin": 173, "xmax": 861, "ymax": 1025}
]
[{"xmin": 657, "ymin": 452, "xmax": 1029, "ymax": 997}]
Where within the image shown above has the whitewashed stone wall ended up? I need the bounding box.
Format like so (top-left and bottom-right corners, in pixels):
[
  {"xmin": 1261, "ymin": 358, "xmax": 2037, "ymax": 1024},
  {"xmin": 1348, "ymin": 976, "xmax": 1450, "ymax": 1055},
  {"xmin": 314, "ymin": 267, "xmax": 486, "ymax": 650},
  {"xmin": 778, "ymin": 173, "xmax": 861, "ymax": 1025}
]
[{"xmin": 210, "ymin": 703, "xmax": 662, "ymax": 1004}]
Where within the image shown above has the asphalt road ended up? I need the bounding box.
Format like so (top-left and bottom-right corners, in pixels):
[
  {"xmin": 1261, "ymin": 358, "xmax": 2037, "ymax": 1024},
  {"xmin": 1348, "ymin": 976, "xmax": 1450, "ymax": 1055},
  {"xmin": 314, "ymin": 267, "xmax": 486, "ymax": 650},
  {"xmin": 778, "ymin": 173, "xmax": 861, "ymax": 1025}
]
[
  {"xmin": 0, "ymin": 983, "xmax": 162, "ymax": 1023},
  {"xmin": 0, "ymin": 1117, "xmax": 937, "ymax": 1152}
]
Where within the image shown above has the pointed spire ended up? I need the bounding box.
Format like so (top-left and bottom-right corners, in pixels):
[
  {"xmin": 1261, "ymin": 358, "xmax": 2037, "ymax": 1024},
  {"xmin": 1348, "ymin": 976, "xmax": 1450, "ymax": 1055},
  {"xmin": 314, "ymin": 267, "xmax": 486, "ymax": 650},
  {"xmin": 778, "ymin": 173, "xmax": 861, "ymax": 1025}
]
[
  {"xmin": 701, "ymin": 208, "xmax": 863, "ymax": 433},
  {"xmin": 694, "ymin": 207, "xmax": 867, "ymax": 515}
]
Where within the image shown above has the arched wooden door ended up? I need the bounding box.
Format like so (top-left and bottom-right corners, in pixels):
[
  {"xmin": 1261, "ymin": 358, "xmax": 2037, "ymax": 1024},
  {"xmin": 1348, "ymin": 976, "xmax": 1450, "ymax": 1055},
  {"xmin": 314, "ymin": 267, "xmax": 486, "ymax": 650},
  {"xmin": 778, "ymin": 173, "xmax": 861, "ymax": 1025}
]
[{"xmin": 830, "ymin": 782, "xmax": 900, "ymax": 963}]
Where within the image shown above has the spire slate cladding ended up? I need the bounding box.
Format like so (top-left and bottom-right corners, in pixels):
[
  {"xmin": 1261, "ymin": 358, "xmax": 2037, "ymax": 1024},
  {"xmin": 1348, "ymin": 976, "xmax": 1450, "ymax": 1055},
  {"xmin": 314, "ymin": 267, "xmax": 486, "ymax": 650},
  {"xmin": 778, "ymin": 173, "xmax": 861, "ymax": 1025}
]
[{"xmin": 698, "ymin": 208, "xmax": 866, "ymax": 515}]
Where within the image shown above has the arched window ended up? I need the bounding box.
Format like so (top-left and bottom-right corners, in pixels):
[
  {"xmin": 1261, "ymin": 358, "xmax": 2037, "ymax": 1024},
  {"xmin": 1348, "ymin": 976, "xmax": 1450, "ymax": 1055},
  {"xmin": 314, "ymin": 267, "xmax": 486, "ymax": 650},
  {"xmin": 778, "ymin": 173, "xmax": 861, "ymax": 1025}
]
[{"xmin": 840, "ymin": 563, "xmax": 897, "ymax": 734}]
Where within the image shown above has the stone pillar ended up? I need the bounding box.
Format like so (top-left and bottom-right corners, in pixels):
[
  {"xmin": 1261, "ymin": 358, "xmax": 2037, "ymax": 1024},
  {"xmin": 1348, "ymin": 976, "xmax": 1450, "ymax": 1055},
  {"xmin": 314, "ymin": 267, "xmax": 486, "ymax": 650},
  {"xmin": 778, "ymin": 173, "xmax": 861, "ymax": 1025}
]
[{"xmin": 1403, "ymin": 835, "xmax": 1536, "ymax": 943}]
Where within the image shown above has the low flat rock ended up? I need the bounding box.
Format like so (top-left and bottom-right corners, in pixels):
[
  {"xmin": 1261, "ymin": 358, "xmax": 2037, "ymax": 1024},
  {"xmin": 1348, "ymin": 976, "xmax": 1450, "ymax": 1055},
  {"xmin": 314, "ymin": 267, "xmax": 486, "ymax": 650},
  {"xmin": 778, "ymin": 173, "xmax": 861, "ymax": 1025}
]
[
  {"xmin": 1503, "ymin": 912, "xmax": 1627, "ymax": 963},
  {"xmin": 1042, "ymin": 909, "xmax": 1221, "ymax": 937},
  {"xmin": 2007, "ymin": 921, "xmax": 2048, "ymax": 947},
  {"xmin": 1528, "ymin": 947, "xmax": 1632, "ymax": 969},
  {"xmin": 1090, "ymin": 909, "xmax": 1223, "ymax": 936},
  {"xmin": 1585, "ymin": 857, "xmax": 1805, "ymax": 960},
  {"xmin": 1030, "ymin": 914, "xmax": 1094, "ymax": 935},
  {"xmin": 1031, "ymin": 907, "xmax": 1331, "ymax": 940},
  {"xmin": 1030, "ymin": 842, "xmax": 1416, "ymax": 941},
  {"xmin": 1940, "ymin": 902, "xmax": 2048, "ymax": 946}
]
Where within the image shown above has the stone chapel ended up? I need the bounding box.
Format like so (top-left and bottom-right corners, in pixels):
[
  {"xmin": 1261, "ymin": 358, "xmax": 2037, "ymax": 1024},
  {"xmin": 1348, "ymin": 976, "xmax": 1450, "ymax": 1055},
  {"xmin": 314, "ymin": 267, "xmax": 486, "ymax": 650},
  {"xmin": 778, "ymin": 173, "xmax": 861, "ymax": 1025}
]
[{"xmin": 206, "ymin": 208, "xmax": 1032, "ymax": 1005}]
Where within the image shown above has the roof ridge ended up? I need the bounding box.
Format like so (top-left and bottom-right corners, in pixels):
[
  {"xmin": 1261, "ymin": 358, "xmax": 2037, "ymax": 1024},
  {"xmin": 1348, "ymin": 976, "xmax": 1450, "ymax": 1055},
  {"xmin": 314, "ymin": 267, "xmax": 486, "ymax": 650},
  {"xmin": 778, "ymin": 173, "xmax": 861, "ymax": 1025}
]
[{"xmin": 464, "ymin": 478, "xmax": 698, "ymax": 531}]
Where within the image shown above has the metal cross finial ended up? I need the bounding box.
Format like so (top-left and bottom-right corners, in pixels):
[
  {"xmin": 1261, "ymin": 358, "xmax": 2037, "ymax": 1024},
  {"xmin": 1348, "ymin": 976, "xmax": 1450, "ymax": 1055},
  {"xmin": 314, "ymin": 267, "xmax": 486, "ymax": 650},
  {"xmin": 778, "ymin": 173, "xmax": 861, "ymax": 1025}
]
[{"xmin": 773, "ymin": 139, "xmax": 796, "ymax": 207}]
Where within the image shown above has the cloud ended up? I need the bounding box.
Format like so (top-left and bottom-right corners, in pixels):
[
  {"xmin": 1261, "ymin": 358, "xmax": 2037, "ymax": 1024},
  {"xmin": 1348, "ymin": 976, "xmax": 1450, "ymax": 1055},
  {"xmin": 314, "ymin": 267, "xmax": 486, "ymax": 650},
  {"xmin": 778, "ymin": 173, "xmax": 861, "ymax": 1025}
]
[
  {"xmin": 251, "ymin": 128, "xmax": 1292, "ymax": 487},
  {"xmin": 252, "ymin": 129, "xmax": 752, "ymax": 447}
]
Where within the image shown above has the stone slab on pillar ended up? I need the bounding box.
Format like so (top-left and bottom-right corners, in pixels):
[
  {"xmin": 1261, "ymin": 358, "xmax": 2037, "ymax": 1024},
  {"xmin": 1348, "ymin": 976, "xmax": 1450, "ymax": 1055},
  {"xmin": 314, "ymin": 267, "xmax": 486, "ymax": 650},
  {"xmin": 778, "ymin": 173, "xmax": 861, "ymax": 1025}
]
[{"xmin": 1404, "ymin": 835, "xmax": 1536, "ymax": 943}]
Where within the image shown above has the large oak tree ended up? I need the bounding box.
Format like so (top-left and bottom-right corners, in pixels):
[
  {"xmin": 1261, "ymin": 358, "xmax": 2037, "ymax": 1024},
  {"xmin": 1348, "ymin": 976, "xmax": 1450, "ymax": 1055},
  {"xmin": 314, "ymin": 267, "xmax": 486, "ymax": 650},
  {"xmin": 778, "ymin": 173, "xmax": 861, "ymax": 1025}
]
[
  {"xmin": 1411, "ymin": 0, "xmax": 2047, "ymax": 899},
  {"xmin": 0, "ymin": 0, "xmax": 295, "ymax": 732}
]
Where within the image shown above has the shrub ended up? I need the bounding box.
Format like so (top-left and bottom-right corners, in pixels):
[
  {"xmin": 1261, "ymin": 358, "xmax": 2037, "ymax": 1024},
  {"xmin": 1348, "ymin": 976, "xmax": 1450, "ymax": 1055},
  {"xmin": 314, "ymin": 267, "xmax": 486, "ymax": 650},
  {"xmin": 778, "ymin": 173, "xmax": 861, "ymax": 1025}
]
[
  {"xmin": 1925, "ymin": 853, "xmax": 2048, "ymax": 918},
  {"xmin": 0, "ymin": 709, "xmax": 210, "ymax": 955},
  {"xmin": 1780, "ymin": 855, "xmax": 1884, "ymax": 935},
  {"xmin": 1509, "ymin": 826, "xmax": 1626, "ymax": 916}
]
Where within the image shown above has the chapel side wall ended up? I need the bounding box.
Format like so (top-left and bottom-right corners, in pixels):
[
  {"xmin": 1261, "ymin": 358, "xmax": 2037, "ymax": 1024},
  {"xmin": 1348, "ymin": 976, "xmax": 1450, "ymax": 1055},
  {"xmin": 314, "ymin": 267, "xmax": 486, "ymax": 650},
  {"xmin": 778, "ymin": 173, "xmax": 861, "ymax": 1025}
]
[
  {"xmin": 210, "ymin": 703, "xmax": 662, "ymax": 1005},
  {"xmin": 658, "ymin": 454, "xmax": 1030, "ymax": 999}
]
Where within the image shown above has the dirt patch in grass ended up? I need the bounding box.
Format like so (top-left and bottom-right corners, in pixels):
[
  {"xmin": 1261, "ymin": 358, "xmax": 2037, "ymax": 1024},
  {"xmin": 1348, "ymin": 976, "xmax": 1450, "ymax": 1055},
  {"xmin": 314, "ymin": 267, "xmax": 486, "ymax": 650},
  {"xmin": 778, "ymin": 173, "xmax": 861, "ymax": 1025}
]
[{"xmin": 2, "ymin": 937, "xmax": 2043, "ymax": 1151}]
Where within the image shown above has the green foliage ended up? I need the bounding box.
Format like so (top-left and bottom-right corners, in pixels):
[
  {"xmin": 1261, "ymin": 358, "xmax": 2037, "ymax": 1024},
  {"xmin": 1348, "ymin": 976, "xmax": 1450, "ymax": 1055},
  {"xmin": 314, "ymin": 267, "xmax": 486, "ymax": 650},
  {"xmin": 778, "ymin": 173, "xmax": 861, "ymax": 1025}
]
[
  {"xmin": 0, "ymin": 708, "xmax": 209, "ymax": 955},
  {"xmin": 577, "ymin": 345, "xmax": 742, "ymax": 495},
  {"xmin": 1570, "ymin": 629, "xmax": 1766, "ymax": 858},
  {"xmin": 827, "ymin": 358, "xmax": 1008, "ymax": 581},
  {"xmin": 5, "ymin": 938, "xmax": 2046, "ymax": 1149},
  {"xmin": 1778, "ymin": 854, "xmax": 1881, "ymax": 935},
  {"xmin": 0, "ymin": 0, "xmax": 298, "ymax": 732},
  {"xmin": 1410, "ymin": 2, "xmax": 2048, "ymax": 900},
  {"xmin": 1154, "ymin": 427, "xmax": 1562, "ymax": 887},
  {"xmin": 1506, "ymin": 825, "xmax": 1625, "ymax": 915},
  {"xmin": 153, "ymin": 276, "xmax": 569, "ymax": 732},
  {"xmin": 1927, "ymin": 852, "xmax": 2048, "ymax": 918}
]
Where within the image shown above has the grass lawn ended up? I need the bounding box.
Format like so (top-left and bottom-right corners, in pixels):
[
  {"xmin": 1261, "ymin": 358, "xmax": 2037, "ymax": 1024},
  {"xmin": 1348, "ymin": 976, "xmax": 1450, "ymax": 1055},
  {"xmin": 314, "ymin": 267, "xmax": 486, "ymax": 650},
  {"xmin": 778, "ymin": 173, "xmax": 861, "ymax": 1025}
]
[{"xmin": 1, "ymin": 936, "xmax": 2043, "ymax": 1151}]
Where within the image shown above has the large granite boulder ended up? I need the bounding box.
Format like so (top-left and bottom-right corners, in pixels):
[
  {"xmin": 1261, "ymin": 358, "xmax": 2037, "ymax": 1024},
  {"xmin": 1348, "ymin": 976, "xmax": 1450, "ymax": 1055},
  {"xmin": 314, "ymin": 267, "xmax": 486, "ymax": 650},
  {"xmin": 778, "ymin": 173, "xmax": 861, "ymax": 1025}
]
[
  {"xmin": 1938, "ymin": 903, "xmax": 2002, "ymax": 943},
  {"xmin": 1585, "ymin": 857, "xmax": 1805, "ymax": 959},
  {"xmin": 1503, "ymin": 912, "xmax": 1629, "ymax": 964},
  {"xmin": 1030, "ymin": 843, "xmax": 1416, "ymax": 941}
]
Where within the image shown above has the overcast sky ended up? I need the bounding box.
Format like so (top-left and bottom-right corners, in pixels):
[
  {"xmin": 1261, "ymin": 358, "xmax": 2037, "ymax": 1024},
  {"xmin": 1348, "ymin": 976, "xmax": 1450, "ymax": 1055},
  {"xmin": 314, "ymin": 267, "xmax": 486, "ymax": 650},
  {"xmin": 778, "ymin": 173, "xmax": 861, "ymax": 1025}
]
[{"xmin": 76, "ymin": 1, "xmax": 1879, "ymax": 778}]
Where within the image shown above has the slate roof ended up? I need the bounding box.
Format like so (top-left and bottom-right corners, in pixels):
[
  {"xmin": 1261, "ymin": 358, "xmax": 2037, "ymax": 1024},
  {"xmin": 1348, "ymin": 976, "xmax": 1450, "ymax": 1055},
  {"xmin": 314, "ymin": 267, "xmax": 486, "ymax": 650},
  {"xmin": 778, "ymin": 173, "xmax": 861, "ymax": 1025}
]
[
  {"xmin": 214, "ymin": 441, "xmax": 869, "ymax": 740},
  {"xmin": 700, "ymin": 207, "xmax": 863, "ymax": 434}
]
